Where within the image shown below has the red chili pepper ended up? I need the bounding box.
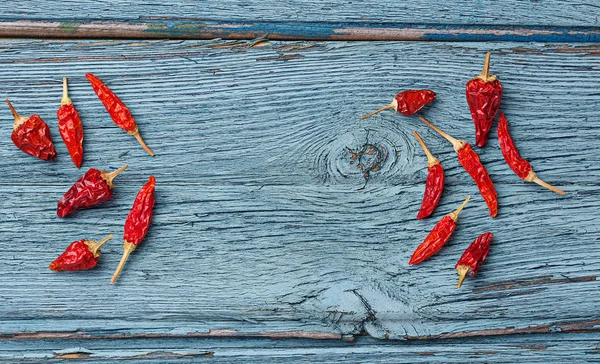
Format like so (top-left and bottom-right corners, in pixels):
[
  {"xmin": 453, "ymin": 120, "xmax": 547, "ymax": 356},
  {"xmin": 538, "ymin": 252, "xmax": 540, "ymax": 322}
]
[
  {"xmin": 466, "ymin": 52, "xmax": 503, "ymax": 147},
  {"xmin": 6, "ymin": 99, "xmax": 56, "ymax": 161},
  {"xmin": 456, "ymin": 232, "xmax": 493, "ymax": 288},
  {"xmin": 361, "ymin": 90, "xmax": 436, "ymax": 120},
  {"xmin": 57, "ymin": 77, "xmax": 84, "ymax": 168},
  {"xmin": 420, "ymin": 117, "xmax": 498, "ymax": 217},
  {"xmin": 57, "ymin": 165, "xmax": 128, "ymax": 218},
  {"xmin": 497, "ymin": 113, "xmax": 565, "ymax": 195},
  {"xmin": 111, "ymin": 176, "xmax": 156, "ymax": 284},
  {"xmin": 49, "ymin": 234, "xmax": 113, "ymax": 271},
  {"xmin": 85, "ymin": 73, "xmax": 154, "ymax": 156},
  {"xmin": 413, "ymin": 130, "xmax": 444, "ymax": 219},
  {"xmin": 409, "ymin": 196, "xmax": 470, "ymax": 265}
]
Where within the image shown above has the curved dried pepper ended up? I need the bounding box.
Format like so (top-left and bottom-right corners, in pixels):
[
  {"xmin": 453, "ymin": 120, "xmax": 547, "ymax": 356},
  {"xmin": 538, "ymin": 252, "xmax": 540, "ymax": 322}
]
[
  {"xmin": 361, "ymin": 90, "xmax": 436, "ymax": 120},
  {"xmin": 409, "ymin": 196, "xmax": 470, "ymax": 265},
  {"xmin": 456, "ymin": 232, "xmax": 493, "ymax": 288},
  {"xmin": 6, "ymin": 99, "xmax": 56, "ymax": 161},
  {"xmin": 420, "ymin": 117, "xmax": 498, "ymax": 217},
  {"xmin": 466, "ymin": 52, "xmax": 502, "ymax": 147},
  {"xmin": 86, "ymin": 73, "xmax": 154, "ymax": 156},
  {"xmin": 413, "ymin": 131, "xmax": 444, "ymax": 219},
  {"xmin": 57, "ymin": 165, "xmax": 128, "ymax": 218},
  {"xmin": 57, "ymin": 77, "xmax": 84, "ymax": 168},
  {"xmin": 50, "ymin": 234, "xmax": 113, "ymax": 271},
  {"xmin": 497, "ymin": 113, "xmax": 565, "ymax": 195},
  {"xmin": 111, "ymin": 176, "xmax": 156, "ymax": 284}
]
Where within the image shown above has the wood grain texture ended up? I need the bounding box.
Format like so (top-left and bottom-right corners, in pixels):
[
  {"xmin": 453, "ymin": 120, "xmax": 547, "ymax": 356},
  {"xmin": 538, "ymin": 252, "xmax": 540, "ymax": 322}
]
[
  {"xmin": 3, "ymin": 1, "xmax": 599, "ymax": 26},
  {"xmin": 1, "ymin": 333, "xmax": 599, "ymax": 362},
  {"xmin": 0, "ymin": 1, "xmax": 599, "ymax": 41},
  {"xmin": 1, "ymin": 20, "xmax": 600, "ymax": 42},
  {"xmin": 0, "ymin": 40, "xmax": 599, "ymax": 344}
]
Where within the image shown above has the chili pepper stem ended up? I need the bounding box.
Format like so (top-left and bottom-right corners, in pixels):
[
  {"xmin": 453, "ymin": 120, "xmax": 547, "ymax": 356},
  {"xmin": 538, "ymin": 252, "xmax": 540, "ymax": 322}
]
[
  {"xmin": 449, "ymin": 195, "xmax": 470, "ymax": 222},
  {"xmin": 111, "ymin": 242, "xmax": 137, "ymax": 284},
  {"xmin": 413, "ymin": 130, "xmax": 439, "ymax": 167},
  {"xmin": 85, "ymin": 234, "xmax": 114, "ymax": 257},
  {"xmin": 456, "ymin": 265, "xmax": 470, "ymax": 288},
  {"xmin": 419, "ymin": 117, "xmax": 465, "ymax": 153},
  {"xmin": 5, "ymin": 99, "xmax": 28, "ymax": 130},
  {"xmin": 475, "ymin": 52, "xmax": 497, "ymax": 83},
  {"xmin": 101, "ymin": 164, "xmax": 128, "ymax": 188},
  {"xmin": 129, "ymin": 127, "xmax": 155, "ymax": 156},
  {"xmin": 525, "ymin": 171, "xmax": 565, "ymax": 195},
  {"xmin": 61, "ymin": 77, "xmax": 72, "ymax": 106},
  {"xmin": 360, "ymin": 99, "xmax": 398, "ymax": 120}
]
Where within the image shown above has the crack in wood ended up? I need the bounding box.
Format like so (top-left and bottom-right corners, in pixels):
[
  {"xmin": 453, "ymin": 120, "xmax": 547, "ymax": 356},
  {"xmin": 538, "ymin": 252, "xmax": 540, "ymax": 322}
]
[
  {"xmin": 0, "ymin": 330, "xmax": 344, "ymax": 341},
  {"xmin": 473, "ymin": 275, "xmax": 596, "ymax": 293}
]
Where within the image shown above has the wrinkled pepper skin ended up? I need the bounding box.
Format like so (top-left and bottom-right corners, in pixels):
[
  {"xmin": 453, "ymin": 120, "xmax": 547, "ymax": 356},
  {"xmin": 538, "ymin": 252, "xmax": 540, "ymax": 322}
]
[
  {"xmin": 57, "ymin": 169, "xmax": 112, "ymax": 218},
  {"xmin": 86, "ymin": 73, "xmax": 154, "ymax": 156},
  {"xmin": 57, "ymin": 104, "xmax": 84, "ymax": 168},
  {"xmin": 466, "ymin": 79, "xmax": 502, "ymax": 147},
  {"xmin": 361, "ymin": 90, "xmax": 436, "ymax": 120},
  {"xmin": 497, "ymin": 113, "xmax": 532, "ymax": 179},
  {"xmin": 496, "ymin": 113, "xmax": 565, "ymax": 195},
  {"xmin": 457, "ymin": 144, "xmax": 498, "ymax": 217},
  {"xmin": 396, "ymin": 90, "xmax": 437, "ymax": 116},
  {"xmin": 11, "ymin": 115, "xmax": 57, "ymax": 161},
  {"xmin": 413, "ymin": 130, "xmax": 444, "ymax": 219},
  {"xmin": 86, "ymin": 73, "xmax": 136, "ymax": 132},
  {"xmin": 456, "ymin": 232, "xmax": 493, "ymax": 288},
  {"xmin": 466, "ymin": 53, "xmax": 503, "ymax": 148},
  {"xmin": 111, "ymin": 176, "xmax": 156, "ymax": 284},
  {"xmin": 409, "ymin": 215, "xmax": 456, "ymax": 265},
  {"xmin": 409, "ymin": 196, "xmax": 470, "ymax": 265},
  {"xmin": 417, "ymin": 163, "xmax": 445, "ymax": 219},
  {"xmin": 50, "ymin": 234, "xmax": 112, "ymax": 272},
  {"xmin": 57, "ymin": 78, "xmax": 84, "ymax": 168},
  {"xmin": 456, "ymin": 232, "xmax": 493, "ymax": 277},
  {"xmin": 49, "ymin": 240, "xmax": 99, "ymax": 271},
  {"xmin": 124, "ymin": 176, "xmax": 156, "ymax": 245}
]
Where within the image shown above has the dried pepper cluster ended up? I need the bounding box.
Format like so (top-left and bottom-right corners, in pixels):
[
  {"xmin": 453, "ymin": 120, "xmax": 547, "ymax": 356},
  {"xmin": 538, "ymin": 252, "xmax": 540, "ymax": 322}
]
[
  {"xmin": 7, "ymin": 74, "xmax": 156, "ymax": 284},
  {"xmin": 360, "ymin": 52, "xmax": 565, "ymax": 288},
  {"xmin": 8, "ymin": 51, "xmax": 565, "ymax": 291}
]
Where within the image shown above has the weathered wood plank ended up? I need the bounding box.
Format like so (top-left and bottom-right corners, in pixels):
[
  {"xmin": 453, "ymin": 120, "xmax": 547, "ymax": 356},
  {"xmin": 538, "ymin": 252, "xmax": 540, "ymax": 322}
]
[
  {"xmin": 1, "ymin": 334, "xmax": 599, "ymax": 362},
  {"xmin": 0, "ymin": 20, "xmax": 599, "ymax": 42},
  {"xmin": 3, "ymin": 1, "xmax": 599, "ymax": 26},
  {"xmin": 1, "ymin": 1, "xmax": 599, "ymax": 41},
  {"xmin": 0, "ymin": 40, "xmax": 599, "ymax": 341}
]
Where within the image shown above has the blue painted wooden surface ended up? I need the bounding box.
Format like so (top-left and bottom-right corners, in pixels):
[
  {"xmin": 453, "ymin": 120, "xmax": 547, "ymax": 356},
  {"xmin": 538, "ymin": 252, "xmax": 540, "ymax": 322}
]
[
  {"xmin": 2, "ymin": 1, "xmax": 598, "ymax": 26},
  {"xmin": 2, "ymin": 334, "xmax": 600, "ymax": 362},
  {"xmin": 0, "ymin": 1, "xmax": 599, "ymax": 41},
  {"xmin": 0, "ymin": 2, "xmax": 600, "ymax": 361}
]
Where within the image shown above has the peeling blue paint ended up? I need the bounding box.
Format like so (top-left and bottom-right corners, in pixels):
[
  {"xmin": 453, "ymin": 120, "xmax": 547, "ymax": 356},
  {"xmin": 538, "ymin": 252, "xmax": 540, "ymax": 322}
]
[
  {"xmin": 1, "ymin": 18, "xmax": 598, "ymax": 42},
  {"xmin": 136, "ymin": 20, "xmax": 600, "ymax": 42}
]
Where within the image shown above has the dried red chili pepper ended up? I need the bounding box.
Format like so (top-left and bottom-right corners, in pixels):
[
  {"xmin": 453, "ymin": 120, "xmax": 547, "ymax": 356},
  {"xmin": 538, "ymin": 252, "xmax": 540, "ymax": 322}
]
[
  {"xmin": 409, "ymin": 196, "xmax": 470, "ymax": 265},
  {"xmin": 361, "ymin": 90, "xmax": 436, "ymax": 120},
  {"xmin": 456, "ymin": 232, "xmax": 493, "ymax": 288},
  {"xmin": 6, "ymin": 99, "xmax": 56, "ymax": 161},
  {"xmin": 111, "ymin": 176, "xmax": 156, "ymax": 284},
  {"xmin": 57, "ymin": 77, "xmax": 84, "ymax": 168},
  {"xmin": 497, "ymin": 113, "xmax": 565, "ymax": 195},
  {"xmin": 49, "ymin": 234, "xmax": 113, "ymax": 271},
  {"xmin": 85, "ymin": 73, "xmax": 154, "ymax": 156},
  {"xmin": 57, "ymin": 165, "xmax": 128, "ymax": 218},
  {"xmin": 466, "ymin": 52, "xmax": 503, "ymax": 147},
  {"xmin": 413, "ymin": 130, "xmax": 444, "ymax": 219},
  {"xmin": 420, "ymin": 117, "xmax": 498, "ymax": 217}
]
